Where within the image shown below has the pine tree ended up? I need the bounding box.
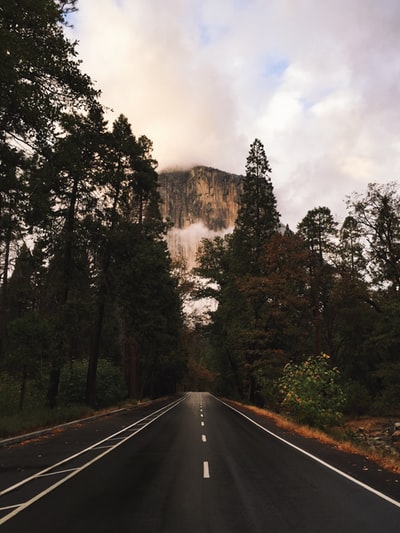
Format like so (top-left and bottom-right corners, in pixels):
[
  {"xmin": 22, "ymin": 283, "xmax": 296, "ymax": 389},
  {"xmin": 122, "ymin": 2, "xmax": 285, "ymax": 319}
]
[
  {"xmin": 0, "ymin": 0, "xmax": 97, "ymax": 153},
  {"xmin": 232, "ymin": 138, "xmax": 280, "ymax": 274},
  {"xmin": 347, "ymin": 183, "xmax": 400, "ymax": 294},
  {"xmin": 0, "ymin": 0, "xmax": 98, "ymax": 365},
  {"xmin": 34, "ymin": 106, "xmax": 107, "ymax": 407},
  {"xmin": 86, "ymin": 115, "xmax": 178, "ymax": 405},
  {"xmin": 297, "ymin": 207, "xmax": 338, "ymax": 354},
  {"xmin": 195, "ymin": 140, "xmax": 282, "ymax": 402}
]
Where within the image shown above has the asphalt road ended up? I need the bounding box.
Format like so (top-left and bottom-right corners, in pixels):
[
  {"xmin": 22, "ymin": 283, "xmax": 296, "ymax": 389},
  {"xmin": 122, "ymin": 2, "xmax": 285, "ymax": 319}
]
[{"xmin": 1, "ymin": 392, "xmax": 400, "ymax": 532}]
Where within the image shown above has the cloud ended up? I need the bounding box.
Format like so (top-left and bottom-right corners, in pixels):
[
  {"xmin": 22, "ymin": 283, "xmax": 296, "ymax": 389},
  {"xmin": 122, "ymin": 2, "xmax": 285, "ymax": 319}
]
[
  {"xmin": 167, "ymin": 222, "xmax": 233, "ymax": 270},
  {"xmin": 70, "ymin": 0, "xmax": 400, "ymax": 228}
]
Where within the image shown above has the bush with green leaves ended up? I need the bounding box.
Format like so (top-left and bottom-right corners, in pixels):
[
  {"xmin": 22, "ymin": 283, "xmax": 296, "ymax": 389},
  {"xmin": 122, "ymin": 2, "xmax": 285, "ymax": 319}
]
[
  {"xmin": 59, "ymin": 359, "xmax": 128, "ymax": 408},
  {"xmin": 278, "ymin": 353, "xmax": 346, "ymax": 428}
]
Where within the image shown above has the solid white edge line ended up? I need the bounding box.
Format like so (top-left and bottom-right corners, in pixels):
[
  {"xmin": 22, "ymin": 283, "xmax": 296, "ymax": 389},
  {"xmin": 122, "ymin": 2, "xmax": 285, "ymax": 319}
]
[
  {"xmin": 0, "ymin": 395, "xmax": 187, "ymax": 525},
  {"xmin": 0, "ymin": 395, "xmax": 185, "ymax": 499},
  {"xmin": 212, "ymin": 395, "xmax": 400, "ymax": 509},
  {"xmin": 203, "ymin": 461, "xmax": 210, "ymax": 478}
]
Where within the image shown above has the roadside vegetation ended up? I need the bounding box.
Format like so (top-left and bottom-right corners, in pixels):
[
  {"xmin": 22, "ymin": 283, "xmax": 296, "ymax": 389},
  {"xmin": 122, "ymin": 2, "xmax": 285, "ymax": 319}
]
[
  {"xmin": 1, "ymin": 1, "xmax": 400, "ymax": 449},
  {"xmin": 192, "ymin": 139, "xmax": 400, "ymax": 427},
  {"xmin": 0, "ymin": 0, "xmax": 185, "ymax": 419},
  {"xmin": 0, "ymin": 361, "xmax": 130, "ymax": 438}
]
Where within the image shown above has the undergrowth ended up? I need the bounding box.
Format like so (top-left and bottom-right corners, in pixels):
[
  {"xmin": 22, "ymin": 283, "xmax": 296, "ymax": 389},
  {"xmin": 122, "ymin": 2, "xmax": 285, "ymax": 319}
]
[{"xmin": 0, "ymin": 404, "xmax": 96, "ymax": 439}]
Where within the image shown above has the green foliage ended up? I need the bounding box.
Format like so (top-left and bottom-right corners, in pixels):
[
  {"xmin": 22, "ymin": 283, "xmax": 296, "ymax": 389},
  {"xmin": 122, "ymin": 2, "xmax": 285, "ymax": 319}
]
[
  {"xmin": 231, "ymin": 138, "xmax": 280, "ymax": 274},
  {"xmin": 279, "ymin": 354, "xmax": 346, "ymax": 428},
  {"xmin": 0, "ymin": 373, "xmax": 23, "ymax": 413},
  {"xmin": 194, "ymin": 234, "xmax": 232, "ymax": 296},
  {"xmin": 296, "ymin": 207, "xmax": 338, "ymax": 354},
  {"xmin": 343, "ymin": 380, "xmax": 371, "ymax": 416},
  {"xmin": 194, "ymin": 139, "xmax": 284, "ymax": 402},
  {"xmin": 0, "ymin": 0, "xmax": 97, "ymax": 151},
  {"xmin": 0, "ymin": 371, "xmax": 95, "ymax": 437},
  {"xmin": 0, "ymin": 1, "xmax": 185, "ymax": 413},
  {"xmin": 297, "ymin": 206, "xmax": 338, "ymax": 263},
  {"xmin": 347, "ymin": 182, "xmax": 400, "ymax": 292},
  {"xmin": 2, "ymin": 0, "xmax": 400, "ymax": 423},
  {"xmin": 0, "ymin": 371, "xmax": 83, "ymax": 437},
  {"xmin": 7, "ymin": 313, "xmax": 50, "ymax": 370},
  {"xmin": 371, "ymin": 362, "xmax": 400, "ymax": 415},
  {"xmin": 59, "ymin": 360, "xmax": 128, "ymax": 408}
]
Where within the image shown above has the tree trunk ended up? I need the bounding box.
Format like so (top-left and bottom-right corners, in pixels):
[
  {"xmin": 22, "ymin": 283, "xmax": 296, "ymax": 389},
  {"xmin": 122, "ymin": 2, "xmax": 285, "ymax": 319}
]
[
  {"xmin": 47, "ymin": 367, "xmax": 61, "ymax": 408},
  {"xmin": 86, "ymin": 296, "xmax": 105, "ymax": 407},
  {"xmin": 0, "ymin": 225, "xmax": 12, "ymax": 357},
  {"xmin": 19, "ymin": 365, "xmax": 27, "ymax": 411},
  {"xmin": 46, "ymin": 176, "xmax": 79, "ymax": 406},
  {"xmin": 129, "ymin": 337, "xmax": 138, "ymax": 399},
  {"xmin": 86, "ymin": 177, "xmax": 121, "ymax": 407}
]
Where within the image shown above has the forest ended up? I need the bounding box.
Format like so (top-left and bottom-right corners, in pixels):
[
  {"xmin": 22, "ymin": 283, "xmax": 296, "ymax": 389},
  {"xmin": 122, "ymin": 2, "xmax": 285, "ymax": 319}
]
[
  {"xmin": 1, "ymin": 1, "xmax": 399, "ymax": 433},
  {"xmin": 0, "ymin": 0, "xmax": 185, "ymax": 426},
  {"xmin": 195, "ymin": 139, "xmax": 400, "ymax": 423}
]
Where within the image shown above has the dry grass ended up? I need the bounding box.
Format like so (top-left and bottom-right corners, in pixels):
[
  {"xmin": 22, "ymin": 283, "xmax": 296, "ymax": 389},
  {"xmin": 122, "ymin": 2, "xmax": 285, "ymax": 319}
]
[{"xmin": 229, "ymin": 400, "xmax": 400, "ymax": 474}]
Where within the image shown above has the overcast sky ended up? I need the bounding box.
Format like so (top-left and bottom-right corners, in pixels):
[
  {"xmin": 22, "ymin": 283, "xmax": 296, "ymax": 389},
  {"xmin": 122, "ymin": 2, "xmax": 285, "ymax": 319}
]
[{"xmin": 69, "ymin": 0, "xmax": 400, "ymax": 228}]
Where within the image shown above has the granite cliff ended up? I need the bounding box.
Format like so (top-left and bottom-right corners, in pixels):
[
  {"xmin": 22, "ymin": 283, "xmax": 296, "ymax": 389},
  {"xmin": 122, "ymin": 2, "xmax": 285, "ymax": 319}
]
[{"xmin": 158, "ymin": 166, "xmax": 243, "ymax": 269}]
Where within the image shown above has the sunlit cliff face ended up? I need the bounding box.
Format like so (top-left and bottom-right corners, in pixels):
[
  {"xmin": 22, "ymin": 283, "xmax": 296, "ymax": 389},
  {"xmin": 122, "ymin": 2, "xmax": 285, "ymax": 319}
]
[{"xmin": 158, "ymin": 166, "xmax": 243, "ymax": 270}]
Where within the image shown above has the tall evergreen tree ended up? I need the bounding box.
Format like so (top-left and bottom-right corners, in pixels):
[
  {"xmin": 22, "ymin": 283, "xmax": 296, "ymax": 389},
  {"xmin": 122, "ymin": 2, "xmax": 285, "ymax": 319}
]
[
  {"xmin": 196, "ymin": 140, "xmax": 282, "ymax": 401},
  {"xmin": 337, "ymin": 215, "xmax": 367, "ymax": 282},
  {"xmin": 5, "ymin": 244, "xmax": 50, "ymax": 409},
  {"xmin": 0, "ymin": 0, "xmax": 97, "ymax": 153},
  {"xmin": 347, "ymin": 182, "xmax": 400, "ymax": 294},
  {"xmin": 231, "ymin": 138, "xmax": 280, "ymax": 274},
  {"xmin": 34, "ymin": 106, "xmax": 106, "ymax": 407},
  {"xmin": 346, "ymin": 183, "xmax": 400, "ymax": 409},
  {"xmin": 297, "ymin": 207, "xmax": 337, "ymax": 353},
  {"xmin": 86, "ymin": 115, "xmax": 175, "ymax": 406},
  {"xmin": 110, "ymin": 225, "xmax": 184, "ymax": 399},
  {"xmin": 0, "ymin": 0, "xmax": 98, "ymax": 361}
]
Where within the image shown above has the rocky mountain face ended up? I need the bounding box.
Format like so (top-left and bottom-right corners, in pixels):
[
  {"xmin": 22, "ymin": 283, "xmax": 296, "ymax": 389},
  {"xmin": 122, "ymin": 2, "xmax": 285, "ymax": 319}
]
[{"xmin": 158, "ymin": 166, "xmax": 243, "ymax": 269}]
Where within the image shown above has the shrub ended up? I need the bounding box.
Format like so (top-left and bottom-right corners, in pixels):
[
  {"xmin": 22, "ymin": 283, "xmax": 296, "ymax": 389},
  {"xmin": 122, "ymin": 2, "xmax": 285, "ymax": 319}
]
[
  {"xmin": 278, "ymin": 353, "xmax": 346, "ymax": 428},
  {"xmin": 0, "ymin": 373, "xmax": 21, "ymax": 413},
  {"xmin": 59, "ymin": 359, "xmax": 128, "ymax": 408},
  {"xmin": 343, "ymin": 380, "xmax": 371, "ymax": 416},
  {"xmin": 371, "ymin": 362, "xmax": 400, "ymax": 416}
]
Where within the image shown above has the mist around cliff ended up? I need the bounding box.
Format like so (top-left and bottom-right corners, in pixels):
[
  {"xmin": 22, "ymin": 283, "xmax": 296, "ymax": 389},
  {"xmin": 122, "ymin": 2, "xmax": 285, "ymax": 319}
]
[
  {"xmin": 167, "ymin": 222, "xmax": 234, "ymax": 271},
  {"xmin": 167, "ymin": 222, "xmax": 232, "ymax": 326}
]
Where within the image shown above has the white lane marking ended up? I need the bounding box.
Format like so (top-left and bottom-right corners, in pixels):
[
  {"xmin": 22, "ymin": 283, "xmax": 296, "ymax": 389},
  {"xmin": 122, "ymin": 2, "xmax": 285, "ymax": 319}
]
[
  {"xmin": 38, "ymin": 468, "xmax": 77, "ymax": 478},
  {"xmin": 203, "ymin": 461, "xmax": 210, "ymax": 478},
  {"xmin": 201, "ymin": 421, "xmax": 205, "ymax": 427},
  {"xmin": 0, "ymin": 396, "xmax": 185, "ymax": 499},
  {"xmin": 212, "ymin": 395, "xmax": 400, "ymax": 509},
  {"xmin": 200, "ymin": 414, "xmax": 204, "ymax": 417},
  {"xmin": 0, "ymin": 396, "xmax": 187, "ymax": 525},
  {"xmin": 0, "ymin": 504, "xmax": 21, "ymax": 511},
  {"xmin": 202, "ymin": 434, "xmax": 207, "ymax": 442}
]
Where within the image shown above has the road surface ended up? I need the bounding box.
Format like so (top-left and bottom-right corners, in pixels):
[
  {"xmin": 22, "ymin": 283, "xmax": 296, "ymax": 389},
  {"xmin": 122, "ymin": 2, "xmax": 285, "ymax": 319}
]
[{"xmin": 1, "ymin": 392, "xmax": 399, "ymax": 532}]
